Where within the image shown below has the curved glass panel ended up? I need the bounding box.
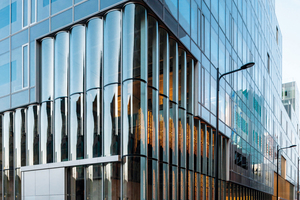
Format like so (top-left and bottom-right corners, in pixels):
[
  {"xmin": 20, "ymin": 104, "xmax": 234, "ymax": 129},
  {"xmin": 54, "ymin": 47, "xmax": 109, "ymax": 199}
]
[
  {"xmin": 194, "ymin": 173, "xmax": 201, "ymax": 200},
  {"xmin": 159, "ymin": 95, "xmax": 168, "ymax": 162},
  {"xmin": 186, "ymin": 58, "xmax": 194, "ymax": 113},
  {"xmin": 54, "ymin": 98, "xmax": 68, "ymax": 162},
  {"xmin": 15, "ymin": 168, "xmax": 21, "ymax": 200},
  {"xmin": 179, "ymin": 168, "xmax": 186, "ymax": 200},
  {"xmin": 0, "ymin": 115, "xmax": 2, "ymax": 170},
  {"xmin": 40, "ymin": 101, "xmax": 53, "ymax": 164},
  {"xmin": 54, "ymin": 31, "xmax": 69, "ymax": 98},
  {"xmin": 41, "ymin": 38, "xmax": 54, "ymax": 101},
  {"xmin": 70, "ymin": 93, "xmax": 84, "ymax": 160},
  {"xmin": 103, "ymin": 84, "xmax": 121, "ymax": 156},
  {"xmin": 123, "ymin": 156, "xmax": 146, "ymax": 199},
  {"xmin": 104, "ymin": 162, "xmax": 120, "ymax": 199},
  {"xmin": 178, "ymin": 48, "xmax": 186, "ymax": 108},
  {"xmin": 70, "ymin": 25, "xmax": 85, "ymax": 94},
  {"xmin": 86, "ymin": 89, "xmax": 102, "ymax": 158},
  {"xmin": 67, "ymin": 166, "xmax": 84, "ymax": 199},
  {"xmin": 104, "ymin": 10, "xmax": 121, "ymax": 85},
  {"xmin": 159, "ymin": 28, "xmax": 169, "ymax": 96},
  {"xmin": 169, "ymin": 101, "xmax": 177, "ymax": 165},
  {"xmin": 27, "ymin": 105, "xmax": 39, "ymax": 166},
  {"xmin": 51, "ymin": 0, "xmax": 72, "ymax": 15},
  {"xmin": 147, "ymin": 16, "xmax": 159, "ymax": 89},
  {"xmin": 159, "ymin": 163, "xmax": 168, "ymax": 200},
  {"xmin": 86, "ymin": 165, "xmax": 103, "ymax": 199},
  {"xmin": 86, "ymin": 17, "xmax": 103, "ymax": 90},
  {"xmin": 187, "ymin": 113, "xmax": 194, "ymax": 170},
  {"xmin": 3, "ymin": 112, "xmax": 13, "ymax": 170},
  {"xmin": 169, "ymin": 165, "xmax": 178, "ymax": 200},
  {"xmin": 187, "ymin": 170, "xmax": 193, "ymax": 199},
  {"xmin": 123, "ymin": 4, "xmax": 147, "ymax": 81},
  {"xmin": 169, "ymin": 39, "xmax": 178, "ymax": 102},
  {"xmin": 123, "ymin": 80, "xmax": 147, "ymax": 156},
  {"xmin": 14, "ymin": 108, "xmax": 26, "ymax": 168},
  {"xmin": 178, "ymin": 108, "xmax": 186, "ymax": 168},
  {"xmin": 147, "ymin": 159, "xmax": 158, "ymax": 200},
  {"xmin": 194, "ymin": 119, "xmax": 201, "ymax": 172},
  {"xmin": 147, "ymin": 87, "xmax": 158, "ymax": 159}
]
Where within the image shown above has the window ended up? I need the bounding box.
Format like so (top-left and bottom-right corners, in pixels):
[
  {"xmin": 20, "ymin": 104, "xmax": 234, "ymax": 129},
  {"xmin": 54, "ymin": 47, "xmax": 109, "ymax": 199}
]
[
  {"xmin": 23, "ymin": 0, "xmax": 29, "ymax": 27},
  {"xmin": 276, "ymin": 26, "xmax": 278, "ymax": 44},
  {"xmin": 30, "ymin": 0, "xmax": 36, "ymax": 24},
  {"xmin": 22, "ymin": 44, "xmax": 29, "ymax": 88}
]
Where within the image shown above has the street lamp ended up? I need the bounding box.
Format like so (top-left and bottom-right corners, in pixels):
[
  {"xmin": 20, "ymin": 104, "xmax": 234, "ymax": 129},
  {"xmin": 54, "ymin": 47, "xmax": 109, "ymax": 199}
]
[
  {"xmin": 276, "ymin": 145, "xmax": 296, "ymax": 200},
  {"xmin": 214, "ymin": 62, "xmax": 255, "ymax": 200}
]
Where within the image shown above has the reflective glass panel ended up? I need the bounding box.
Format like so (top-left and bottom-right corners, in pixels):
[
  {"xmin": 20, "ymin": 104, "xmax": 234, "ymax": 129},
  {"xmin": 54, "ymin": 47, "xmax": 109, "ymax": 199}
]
[
  {"xmin": 0, "ymin": 52, "xmax": 10, "ymax": 96},
  {"xmin": 123, "ymin": 156, "xmax": 146, "ymax": 199},
  {"xmin": 86, "ymin": 165, "xmax": 103, "ymax": 200},
  {"xmin": 169, "ymin": 165, "xmax": 178, "ymax": 200},
  {"xmin": 103, "ymin": 84, "xmax": 121, "ymax": 156},
  {"xmin": 147, "ymin": 87, "xmax": 158, "ymax": 159},
  {"xmin": 27, "ymin": 105, "xmax": 39, "ymax": 165},
  {"xmin": 194, "ymin": 173, "xmax": 201, "ymax": 200},
  {"xmin": 187, "ymin": 113, "xmax": 194, "ymax": 170},
  {"xmin": 178, "ymin": 108, "xmax": 186, "ymax": 168},
  {"xmin": 86, "ymin": 17, "xmax": 103, "ymax": 90},
  {"xmin": 179, "ymin": 168, "xmax": 186, "ymax": 200},
  {"xmin": 67, "ymin": 166, "xmax": 85, "ymax": 199},
  {"xmin": 41, "ymin": 38, "xmax": 54, "ymax": 101},
  {"xmin": 123, "ymin": 81, "xmax": 147, "ymax": 156},
  {"xmin": 178, "ymin": 48, "xmax": 186, "ymax": 108},
  {"xmin": 159, "ymin": 28, "xmax": 169, "ymax": 96},
  {"xmin": 194, "ymin": 119, "xmax": 201, "ymax": 172},
  {"xmin": 15, "ymin": 168, "xmax": 21, "ymax": 200},
  {"xmin": 159, "ymin": 95, "xmax": 168, "ymax": 162},
  {"xmin": 186, "ymin": 58, "xmax": 194, "ymax": 113},
  {"xmin": 51, "ymin": 0, "xmax": 72, "ymax": 15},
  {"xmin": 54, "ymin": 98, "xmax": 68, "ymax": 162},
  {"xmin": 70, "ymin": 93, "xmax": 84, "ymax": 160},
  {"xmin": 104, "ymin": 10, "xmax": 121, "ymax": 85},
  {"xmin": 187, "ymin": 170, "xmax": 193, "ymax": 199},
  {"xmin": 3, "ymin": 112, "xmax": 13, "ymax": 170},
  {"xmin": 54, "ymin": 31, "xmax": 69, "ymax": 98},
  {"xmin": 169, "ymin": 101, "xmax": 177, "ymax": 165},
  {"xmin": 11, "ymin": 0, "xmax": 22, "ymax": 33},
  {"xmin": 169, "ymin": 39, "xmax": 178, "ymax": 102},
  {"xmin": 165, "ymin": 0, "xmax": 178, "ymax": 19},
  {"xmin": 23, "ymin": 44, "xmax": 29, "ymax": 88},
  {"xmin": 0, "ymin": 1, "xmax": 10, "ymax": 40},
  {"xmin": 159, "ymin": 163, "xmax": 168, "ymax": 200},
  {"xmin": 23, "ymin": 0, "xmax": 28, "ymax": 27},
  {"xmin": 40, "ymin": 101, "xmax": 53, "ymax": 164},
  {"xmin": 70, "ymin": 25, "xmax": 85, "ymax": 94},
  {"xmin": 11, "ymin": 47, "xmax": 23, "ymax": 92},
  {"xmin": 123, "ymin": 4, "xmax": 147, "ymax": 81},
  {"xmin": 37, "ymin": 0, "xmax": 49, "ymax": 21},
  {"xmin": 147, "ymin": 159, "xmax": 158, "ymax": 200},
  {"xmin": 14, "ymin": 109, "xmax": 26, "ymax": 168},
  {"xmin": 147, "ymin": 16, "xmax": 159, "ymax": 89},
  {"xmin": 30, "ymin": 0, "xmax": 35, "ymax": 23},
  {"xmin": 179, "ymin": 0, "xmax": 191, "ymax": 34},
  {"xmin": 3, "ymin": 170, "xmax": 13, "ymax": 200},
  {"xmin": 104, "ymin": 162, "xmax": 120, "ymax": 199},
  {"xmin": 86, "ymin": 89, "xmax": 102, "ymax": 158}
]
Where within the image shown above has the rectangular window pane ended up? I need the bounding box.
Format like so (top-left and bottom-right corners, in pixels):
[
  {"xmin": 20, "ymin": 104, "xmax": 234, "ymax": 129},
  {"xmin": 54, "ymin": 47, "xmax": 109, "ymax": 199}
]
[
  {"xmin": 23, "ymin": 44, "xmax": 28, "ymax": 88},
  {"xmin": 0, "ymin": 53, "xmax": 10, "ymax": 96},
  {"xmin": 30, "ymin": 0, "xmax": 35, "ymax": 23},
  {"xmin": 23, "ymin": 0, "xmax": 28, "ymax": 26}
]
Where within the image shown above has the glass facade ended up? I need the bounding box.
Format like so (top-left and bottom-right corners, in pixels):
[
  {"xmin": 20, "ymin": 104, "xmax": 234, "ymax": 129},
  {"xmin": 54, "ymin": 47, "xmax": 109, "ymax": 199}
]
[{"xmin": 0, "ymin": 0, "xmax": 296, "ymax": 199}]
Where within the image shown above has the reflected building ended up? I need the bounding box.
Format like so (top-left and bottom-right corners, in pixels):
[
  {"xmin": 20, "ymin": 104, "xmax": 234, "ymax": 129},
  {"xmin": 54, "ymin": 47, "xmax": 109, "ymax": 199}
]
[{"xmin": 0, "ymin": 0, "xmax": 297, "ymax": 199}]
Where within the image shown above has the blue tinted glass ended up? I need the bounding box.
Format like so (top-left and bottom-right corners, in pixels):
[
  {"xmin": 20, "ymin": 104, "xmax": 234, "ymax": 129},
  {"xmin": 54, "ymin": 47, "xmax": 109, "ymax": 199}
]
[
  {"xmin": 51, "ymin": 8, "xmax": 72, "ymax": 30},
  {"xmin": 11, "ymin": 0, "xmax": 22, "ymax": 33},
  {"xmin": 11, "ymin": 47, "xmax": 22, "ymax": 92},
  {"xmin": 0, "ymin": 52, "xmax": 10, "ymax": 96},
  {"xmin": 0, "ymin": 96, "xmax": 10, "ymax": 111},
  {"xmin": 30, "ymin": 0, "xmax": 35, "ymax": 23},
  {"xmin": 179, "ymin": 0, "xmax": 190, "ymax": 34},
  {"xmin": 0, "ymin": 5, "xmax": 10, "ymax": 29},
  {"xmin": 30, "ymin": 87, "xmax": 35, "ymax": 102},
  {"xmin": 74, "ymin": 0, "xmax": 98, "ymax": 21},
  {"xmin": 12, "ymin": 90, "xmax": 29, "ymax": 107},
  {"xmin": 74, "ymin": 0, "xmax": 85, "ymax": 4},
  {"xmin": 191, "ymin": 0, "xmax": 197, "ymax": 42},
  {"xmin": 37, "ymin": 0, "xmax": 49, "ymax": 21},
  {"xmin": 0, "ymin": 38, "xmax": 9, "ymax": 54},
  {"xmin": 23, "ymin": 0, "xmax": 28, "ymax": 26},
  {"xmin": 164, "ymin": 0, "xmax": 178, "ymax": 19},
  {"xmin": 23, "ymin": 45, "xmax": 28, "ymax": 88},
  {"xmin": 30, "ymin": 41, "xmax": 35, "ymax": 86},
  {"xmin": 11, "ymin": 29, "xmax": 28, "ymax": 49},
  {"xmin": 30, "ymin": 19, "xmax": 49, "ymax": 41},
  {"xmin": 51, "ymin": 0, "xmax": 72, "ymax": 15},
  {"xmin": 100, "ymin": 0, "xmax": 121, "ymax": 9}
]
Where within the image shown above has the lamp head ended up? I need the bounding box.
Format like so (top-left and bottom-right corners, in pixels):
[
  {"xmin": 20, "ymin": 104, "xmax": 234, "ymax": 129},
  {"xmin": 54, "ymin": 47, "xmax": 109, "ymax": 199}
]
[
  {"xmin": 289, "ymin": 145, "xmax": 297, "ymax": 148},
  {"xmin": 240, "ymin": 62, "xmax": 255, "ymax": 70}
]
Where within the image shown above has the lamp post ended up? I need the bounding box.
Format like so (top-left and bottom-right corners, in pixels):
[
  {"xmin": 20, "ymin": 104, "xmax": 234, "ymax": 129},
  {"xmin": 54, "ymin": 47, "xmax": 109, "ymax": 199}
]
[
  {"xmin": 298, "ymin": 157, "xmax": 299, "ymax": 200},
  {"xmin": 214, "ymin": 62, "xmax": 255, "ymax": 200},
  {"xmin": 276, "ymin": 145, "xmax": 296, "ymax": 200}
]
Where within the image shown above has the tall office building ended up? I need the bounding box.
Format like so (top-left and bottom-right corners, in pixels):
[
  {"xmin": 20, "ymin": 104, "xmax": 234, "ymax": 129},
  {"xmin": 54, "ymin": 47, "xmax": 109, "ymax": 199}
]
[{"xmin": 0, "ymin": 0, "xmax": 298, "ymax": 199}]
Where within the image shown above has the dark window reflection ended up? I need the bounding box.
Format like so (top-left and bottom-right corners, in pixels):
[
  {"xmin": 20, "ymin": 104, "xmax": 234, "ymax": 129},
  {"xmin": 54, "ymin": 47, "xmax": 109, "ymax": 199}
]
[
  {"xmin": 86, "ymin": 165, "xmax": 102, "ymax": 200},
  {"xmin": 159, "ymin": 95, "xmax": 168, "ymax": 162},
  {"xmin": 3, "ymin": 170, "xmax": 13, "ymax": 200},
  {"xmin": 159, "ymin": 162, "xmax": 168, "ymax": 200},
  {"xmin": 147, "ymin": 88, "xmax": 158, "ymax": 159},
  {"xmin": 178, "ymin": 108, "xmax": 186, "ymax": 168},
  {"xmin": 46, "ymin": 101, "xmax": 53, "ymax": 163},
  {"xmin": 104, "ymin": 162, "xmax": 120, "ymax": 199},
  {"xmin": 15, "ymin": 169, "xmax": 21, "ymax": 200},
  {"xmin": 32, "ymin": 106, "xmax": 39, "ymax": 165},
  {"xmin": 67, "ymin": 166, "xmax": 85, "ymax": 200},
  {"xmin": 187, "ymin": 114, "xmax": 193, "ymax": 170},
  {"xmin": 20, "ymin": 109, "xmax": 26, "ymax": 166},
  {"xmin": 169, "ymin": 165, "xmax": 177, "ymax": 200},
  {"xmin": 169, "ymin": 102, "xmax": 177, "ymax": 165},
  {"xmin": 147, "ymin": 159, "xmax": 158, "ymax": 200},
  {"xmin": 148, "ymin": 16, "xmax": 158, "ymax": 89}
]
